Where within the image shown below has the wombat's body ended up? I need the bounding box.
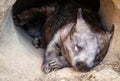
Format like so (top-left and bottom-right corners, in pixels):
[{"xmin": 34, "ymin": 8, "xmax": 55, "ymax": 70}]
[
  {"xmin": 41, "ymin": 2, "xmax": 78, "ymax": 48},
  {"xmin": 43, "ymin": 8, "xmax": 114, "ymax": 73}
]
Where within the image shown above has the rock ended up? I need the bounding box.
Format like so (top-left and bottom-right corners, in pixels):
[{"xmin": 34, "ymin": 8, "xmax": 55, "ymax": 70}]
[
  {"xmin": 0, "ymin": 0, "xmax": 45, "ymax": 81},
  {"xmin": 99, "ymin": 0, "xmax": 120, "ymax": 65},
  {"xmin": 0, "ymin": 0, "xmax": 120, "ymax": 81}
]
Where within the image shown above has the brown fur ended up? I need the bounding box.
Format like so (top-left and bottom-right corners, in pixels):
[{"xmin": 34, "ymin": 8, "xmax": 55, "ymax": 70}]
[
  {"xmin": 13, "ymin": 5, "xmax": 56, "ymax": 48},
  {"xmin": 41, "ymin": 2, "xmax": 78, "ymax": 48}
]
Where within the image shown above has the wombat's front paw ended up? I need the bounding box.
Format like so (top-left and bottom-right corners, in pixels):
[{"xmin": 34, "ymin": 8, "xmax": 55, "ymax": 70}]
[
  {"xmin": 32, "ymin": 37, "xmax": 41, "ymax": 48},
  {"xmin": 42, "ymin": 58, "xmax": 62, "ymax": 73}
]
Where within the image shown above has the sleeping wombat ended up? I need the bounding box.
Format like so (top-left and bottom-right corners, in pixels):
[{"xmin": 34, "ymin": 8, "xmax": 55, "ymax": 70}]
[{"xmin": 42, "ymin": 8, "xmax": 114, "ymax": 73}]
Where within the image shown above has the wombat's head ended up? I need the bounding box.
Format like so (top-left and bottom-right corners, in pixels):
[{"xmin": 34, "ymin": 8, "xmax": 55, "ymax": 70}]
[{"xmin": 61, "ymin": 8, "xmax": 114, "ymax": 72}]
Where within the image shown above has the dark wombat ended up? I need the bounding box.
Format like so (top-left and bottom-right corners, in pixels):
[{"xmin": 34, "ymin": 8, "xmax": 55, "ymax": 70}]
[{"xmin": 13, "ymin": 6, "xmax": 56, "ymax": 48}]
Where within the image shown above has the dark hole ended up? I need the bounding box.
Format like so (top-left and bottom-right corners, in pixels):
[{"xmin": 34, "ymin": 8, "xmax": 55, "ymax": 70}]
[{"xmin": 12, "ymin": 0, "xmax": 100, "ymax": 15}]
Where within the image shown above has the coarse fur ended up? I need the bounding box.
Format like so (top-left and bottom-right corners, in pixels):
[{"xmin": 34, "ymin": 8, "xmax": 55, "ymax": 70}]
[{"xmin": 41, "ymin": 2, "xmax": 78, "ymax": 48}]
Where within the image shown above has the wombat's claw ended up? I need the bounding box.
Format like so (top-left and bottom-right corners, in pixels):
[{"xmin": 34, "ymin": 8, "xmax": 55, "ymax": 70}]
[
  {"xmin": 43, "ymin": 60, "xmax": 60, "ymax": 73},
  {"xmin": 49, "ymin": 60, "xmax": 59, "ymax": 71},
  {"xmin": 43, "ymin": 63, "xmax": 52, "ymax": 74}
]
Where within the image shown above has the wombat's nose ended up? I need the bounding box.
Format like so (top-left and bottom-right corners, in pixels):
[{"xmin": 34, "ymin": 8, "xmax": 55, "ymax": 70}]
[{"xmin": 75, "ymin": 61, "xmax": 89, "ymax": 72}]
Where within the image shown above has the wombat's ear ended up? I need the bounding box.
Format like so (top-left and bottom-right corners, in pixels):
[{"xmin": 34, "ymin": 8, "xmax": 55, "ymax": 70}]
[
  {"xmin": 75, "ymin": 8, "xmax": 85, "ymax": 28},
  {"xmin": 106, "ymin": 25, "xmax": 114, "ymax": 40},
  {"xmin": 76, "ymin": 8, "xmax": 84, "ymax": 22},
  {"xmin": 60, "ymin": 23, "xmax": 75, "ymax": 41}
]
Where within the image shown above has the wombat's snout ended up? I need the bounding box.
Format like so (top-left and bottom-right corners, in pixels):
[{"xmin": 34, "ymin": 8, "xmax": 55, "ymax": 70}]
[{"xmin": 75, "ymin": 61, "xmax": 90, "ymax": 72}]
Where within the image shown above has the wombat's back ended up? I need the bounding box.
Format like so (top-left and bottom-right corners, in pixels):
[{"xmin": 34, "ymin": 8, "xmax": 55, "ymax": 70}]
[{"xmin": 42, "ymin": 2, "xmax": 78, "ymax": 48}]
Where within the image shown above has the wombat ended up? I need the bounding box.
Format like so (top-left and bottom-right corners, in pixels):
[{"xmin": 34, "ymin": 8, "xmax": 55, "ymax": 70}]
[
  {"xmin": 42, "ymin": 8, "xmax": 114, "ymax": 73},
  {"xmin": 13, "ymin": 6, "xmax": 56, "ymax": 48}
]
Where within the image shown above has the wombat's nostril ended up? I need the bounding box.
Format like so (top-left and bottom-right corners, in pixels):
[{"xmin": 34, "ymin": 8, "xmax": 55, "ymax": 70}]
[
  {"xmin": 75, "ymin": 61, "xmax": 89, "ymax": 71},
  {"xmin": 76, "ymin": 62, "xmax": 85, "ymax": 69}
]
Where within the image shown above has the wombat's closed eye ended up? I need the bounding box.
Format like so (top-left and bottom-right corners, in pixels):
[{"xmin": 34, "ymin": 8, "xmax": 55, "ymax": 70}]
[{"xmin": 75, "ymin": 44, "xmax": 83, "ymax": 52}]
